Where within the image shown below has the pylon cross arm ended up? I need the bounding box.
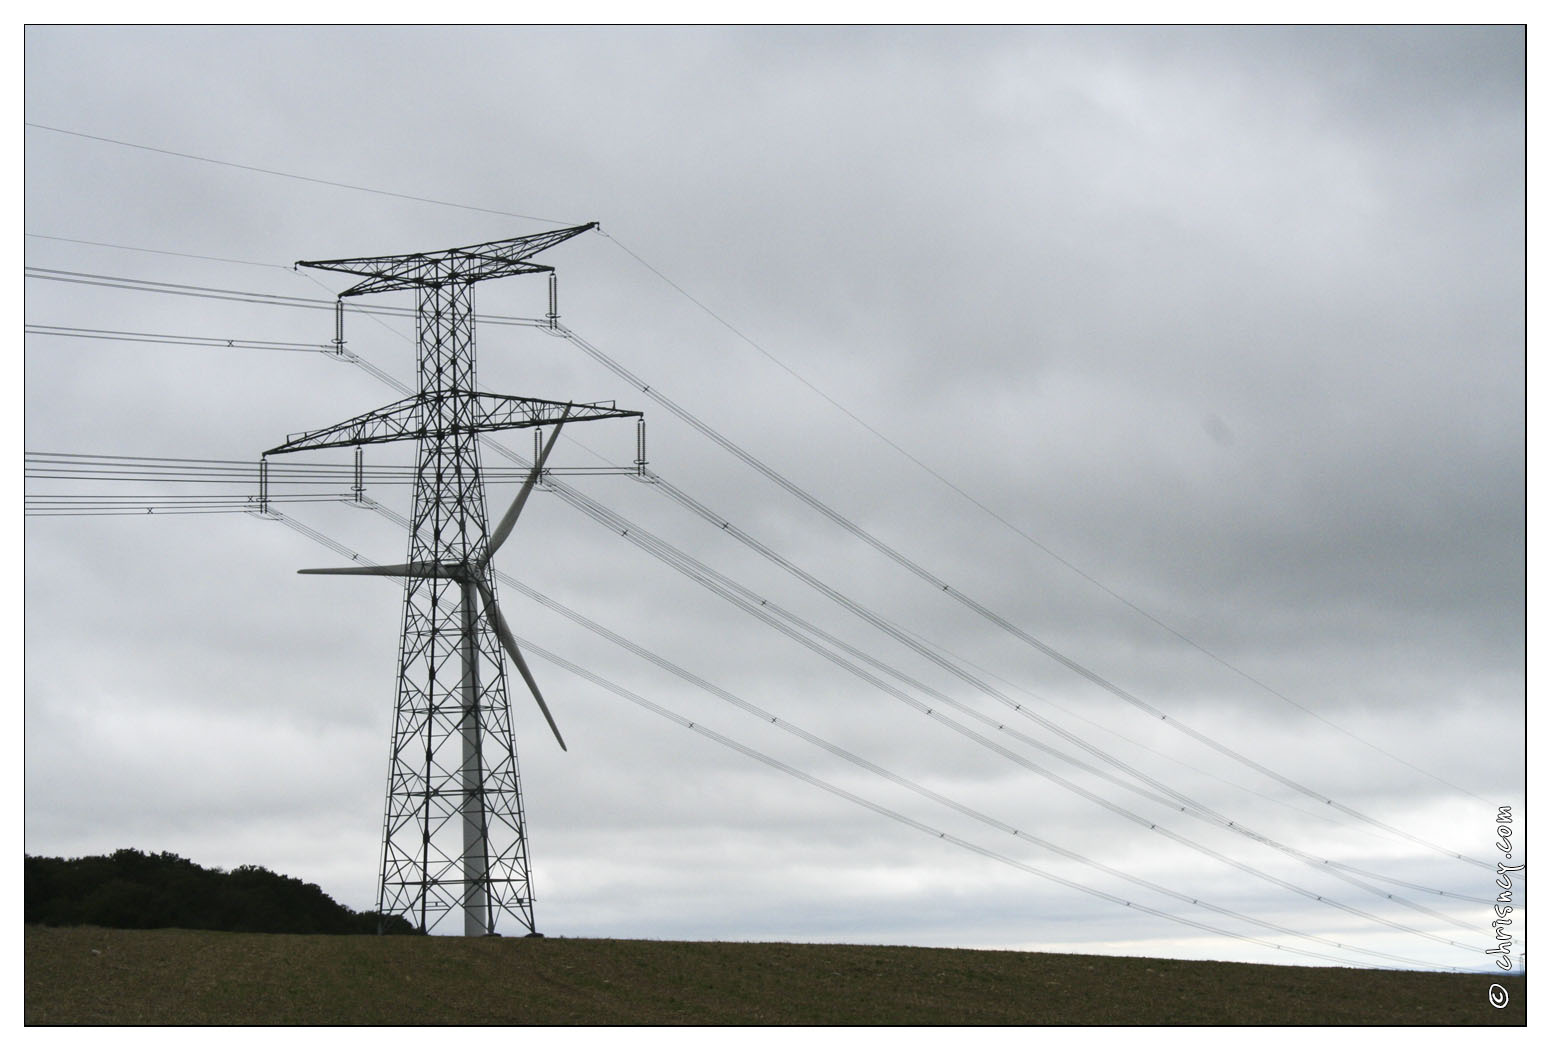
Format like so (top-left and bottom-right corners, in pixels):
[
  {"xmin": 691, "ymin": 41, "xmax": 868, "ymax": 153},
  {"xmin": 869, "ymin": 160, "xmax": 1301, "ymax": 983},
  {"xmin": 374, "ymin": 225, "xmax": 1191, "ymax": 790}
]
[
  {"xmin": 264, "ymin": 391, "xmax": 639, "ymax": 456},
  {"xmin": 297, "ymin": 222, "xmax": 598, "ymax": 298},
  {"xmin": 467, "ymin": 391, "xmax": 638, "ymax": 433}
]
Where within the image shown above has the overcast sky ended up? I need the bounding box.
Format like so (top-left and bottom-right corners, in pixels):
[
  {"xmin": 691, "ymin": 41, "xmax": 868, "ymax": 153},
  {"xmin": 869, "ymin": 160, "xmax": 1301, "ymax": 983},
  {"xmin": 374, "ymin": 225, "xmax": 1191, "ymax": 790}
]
[{"xmin": 21, "ymin": 26, "xmax": 1524, "ymax": 971}]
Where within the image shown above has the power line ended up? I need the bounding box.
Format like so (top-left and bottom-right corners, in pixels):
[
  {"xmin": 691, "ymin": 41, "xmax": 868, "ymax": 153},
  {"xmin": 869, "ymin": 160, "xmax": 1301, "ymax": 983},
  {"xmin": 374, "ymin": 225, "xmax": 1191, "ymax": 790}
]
[
  {"xmin": 21, "ymin": 305, "xmax": 1488, "ymax": 899},
  {"xmin": 30, "ymin": 448, "xmax": 1433, "ymax": 855},
  {"xmin": 25, "ymin": 255, "xmax": 1491, "ymax": 871},
  {"xmin": 27, "ymin": 258, "xmax": 1488, "ymax": 874},
  {"xmin": 26, "ymin": 250, "xmax": 1490, "ymax": 832},
  {"xmin": 24, "ymin": 450, "xmax": 640, "ymax": 483},
  {"xmin": 23, "ymin": 267, "xmax": 552, "ymax": 333},
  {"xmin": 598, "ymin": 231, "xmax": 1498, "ymax": 808},
  {"xmin": 25, "ymin": 122, "xmax": 575, "ymax": 226},
  {"xmin": 26, "ymin": 232, "xmax": 292, "ymax": 269},
  {"xmin": 27, "ymin": 444, "xmax": 1488, "ymax": 914},
  {"xmin": 26, "ymin": 323, "xmax": 332, "ymax": 354},
  {"xmin": 537, "ymin": 644, "xmax": 1444, "ymax": 971},
  {"xmin": 495, "ymin": 594, "xmax": 1472, "ymax": 963},
  {"xmin": 25, "ymin": 266, "xmax": 360, "ymax": 312},
  {"xmin": 25, "ymin": 144, "xmax": 1506, "ymax": 960},
  {"xmin": 268, "ymin": 504, "xmax": 1465, "ymax": 971},
  {"xmin": 362, "ymin": 496, "xmax": 1483, "ymax": 923},
  {"xmin": 329, "ymin": 339, "xmax": 1477, "ymax": 927},
  {"xmin": 25, "ymin": 495, "xmax": 345, "ymax": 516},
  {"xmin": 18, "ymin": 449, "xmax": 1513, "ymax": 930},
  {"xmin": 527, "ymin": 475, "xmax": 1488, "ymax": 937},
  {"xmin": 553, "ymin": 324, "xmax": 1495, "ymax": 869},
  {"xmin": 25, "ymin": 128, "xmax": 1499, "ymax": 805}
]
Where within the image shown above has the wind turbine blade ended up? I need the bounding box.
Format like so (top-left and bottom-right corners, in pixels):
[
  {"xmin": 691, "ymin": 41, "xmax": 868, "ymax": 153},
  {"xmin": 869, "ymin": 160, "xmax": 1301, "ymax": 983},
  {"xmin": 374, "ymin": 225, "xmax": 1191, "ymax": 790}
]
[
  {"xmin": 482, "ymin": 410, "xmax": 569, "ymax": 566},
  {"xmin": 298, "ymin": 561, "xmax": 445, "ymax": 578},
  {"xmin": 474, "ymin": 578, "xmax": 567, "ymax": 751}
]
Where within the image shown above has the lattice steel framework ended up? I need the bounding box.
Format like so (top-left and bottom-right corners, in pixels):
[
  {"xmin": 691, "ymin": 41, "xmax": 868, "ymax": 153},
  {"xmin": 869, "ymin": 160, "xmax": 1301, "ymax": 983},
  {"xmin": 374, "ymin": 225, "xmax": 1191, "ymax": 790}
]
[{"xmin": 266, "ymin": 222, "xmax": 640, "ymax": 935}]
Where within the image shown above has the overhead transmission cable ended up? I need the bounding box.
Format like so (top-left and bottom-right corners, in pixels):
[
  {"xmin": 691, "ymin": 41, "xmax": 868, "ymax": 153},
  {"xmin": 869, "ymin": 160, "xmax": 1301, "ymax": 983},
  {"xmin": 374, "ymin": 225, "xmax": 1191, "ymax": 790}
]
[
  {"xmin": 21, "ymin": 450, "xmax": 1490, "ymax": 933},
  {"xmin": 366, "ymin": 369, "xmax": 1481, "ymax": 936},
  {"xmin": 485, "ymin": 475, "xmax": 1486, "ymax": 939},
  {"xmin": 25, "ymin": 494, "xmax": 346, "ymax": 516},
  {"xmin": 551, "ymin": 323, "xmax": 1493, "ymax": 871},
  {"xmin": 318, "ymin": 308, "xmax": 1488, "ymax": 910},
  {"xmin": 24, "ymin": 123, "xmax": 1490, "ymax": 804},
  {"xmin": 24, "ymin": 451, "xmax": 627, "ymax": 484},
  {"xmin": 599, "ymin": 230, "xmax": 1493, "ymax": 808},
  {"xmin": 26, "ymin": 268, "xmax": 1486, "ymax": 902},
  {"xmin": 361, "ymin": 492, "xmax": 1486, "ymax": 927},
  {"xmin": 527, "ymin": 635, "xmax": 1470, "ymax": 973},
  {"xmin": 25, "ymin": 438, "xmax": 1485, "ymax": 918},
  {"xmin": 26, "ymin": 323, "xmax": 334, "ymax": 355},
  {"xmin": 520, "ymin": 439, "xmax": 1391, "ymax": 845},
  {"xmin": 264, "ymin": 504, "xmax": 1464, "ymax": 972},
  {"xmin": 24, "ymin": 257, "xmax": 1490, "ymax": 870},
  {"xmin": 26, "ymin": 231, "xmax": 293, "ymax": 269},
  {"xmin": 28, "ymin": 350, "xmax": 1485, "ymax": 956},
  {"xmin": 26, "ymin": 448, "xmax": 1413, "ymax": 861},
  {"xmin": 22, "ymin": 267, "xmax": 551, "ymax": 349},
  {"xmin": 24, "ymin": 144, "xmax": 1495, "ymax": 967},
  {"xmin": 26, "ymin": 258, "xmax": 1489, "ymax": 885},
  {"xmin": 364, "ymin": 499, "xmax": 1479, "ymax": 962},
  {"xmin": 25, "ymin": 122, "xmax": 574, "ymax": 225}
]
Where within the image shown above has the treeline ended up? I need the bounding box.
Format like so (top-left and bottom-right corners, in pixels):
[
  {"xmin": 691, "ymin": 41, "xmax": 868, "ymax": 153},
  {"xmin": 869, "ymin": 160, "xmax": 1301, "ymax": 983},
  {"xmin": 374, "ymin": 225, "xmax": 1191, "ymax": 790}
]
[{"xmin": 25, "ymin": 849, "xmax": 418, "ymax": 935}]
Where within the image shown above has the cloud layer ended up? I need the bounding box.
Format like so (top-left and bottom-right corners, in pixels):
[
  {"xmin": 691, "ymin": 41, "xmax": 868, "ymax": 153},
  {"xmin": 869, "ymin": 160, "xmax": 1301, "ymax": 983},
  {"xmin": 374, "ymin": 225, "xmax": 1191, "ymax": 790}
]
[{"xmin": 23, "ymin": 26, "xmax": 1524, "ymax": 969}]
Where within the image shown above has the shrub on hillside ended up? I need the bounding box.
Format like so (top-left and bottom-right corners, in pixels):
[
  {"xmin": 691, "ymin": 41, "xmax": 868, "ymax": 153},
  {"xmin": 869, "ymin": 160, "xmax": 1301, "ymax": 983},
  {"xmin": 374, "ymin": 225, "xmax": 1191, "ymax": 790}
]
[{"xmin": 25, "ymin": 849, "xmax": 419, "ymax": 935}]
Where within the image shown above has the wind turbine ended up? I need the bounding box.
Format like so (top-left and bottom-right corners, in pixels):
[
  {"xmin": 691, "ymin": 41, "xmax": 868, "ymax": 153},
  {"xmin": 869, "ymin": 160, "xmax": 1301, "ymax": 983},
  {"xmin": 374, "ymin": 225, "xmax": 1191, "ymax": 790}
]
[{"xmin": 296, "ymin": 414, "xmax": 571, "ymax": 752}]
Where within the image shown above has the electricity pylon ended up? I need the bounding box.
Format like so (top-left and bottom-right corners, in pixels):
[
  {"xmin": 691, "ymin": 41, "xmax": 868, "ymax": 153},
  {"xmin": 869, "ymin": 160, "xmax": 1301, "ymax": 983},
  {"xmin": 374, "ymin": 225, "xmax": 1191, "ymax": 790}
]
[{"xmin": 265, "ymin": 222, "xmax": 640, "ymax": 935}]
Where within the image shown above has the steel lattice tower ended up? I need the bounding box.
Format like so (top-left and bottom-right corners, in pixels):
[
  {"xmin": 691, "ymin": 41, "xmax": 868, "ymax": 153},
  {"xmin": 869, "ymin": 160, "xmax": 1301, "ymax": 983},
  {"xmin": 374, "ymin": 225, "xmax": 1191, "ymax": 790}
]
[{"xmin": 265, "ymin": 222, "xmax": 641, "ymax": 935}]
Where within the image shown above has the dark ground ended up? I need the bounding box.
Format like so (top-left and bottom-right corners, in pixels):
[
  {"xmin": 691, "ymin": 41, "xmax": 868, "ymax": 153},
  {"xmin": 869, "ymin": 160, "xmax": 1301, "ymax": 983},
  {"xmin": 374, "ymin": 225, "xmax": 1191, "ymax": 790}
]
[{"xmin": 24, "ymin": 925, "xmax": 1527, "ymax": 1025}]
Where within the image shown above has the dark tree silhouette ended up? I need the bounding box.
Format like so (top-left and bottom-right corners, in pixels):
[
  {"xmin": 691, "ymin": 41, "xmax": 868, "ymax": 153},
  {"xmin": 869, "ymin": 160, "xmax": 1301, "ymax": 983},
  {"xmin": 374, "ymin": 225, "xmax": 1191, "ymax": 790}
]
[{"xmin": 25, "ymin": 849, "xmax": 418, "ymax": 934}]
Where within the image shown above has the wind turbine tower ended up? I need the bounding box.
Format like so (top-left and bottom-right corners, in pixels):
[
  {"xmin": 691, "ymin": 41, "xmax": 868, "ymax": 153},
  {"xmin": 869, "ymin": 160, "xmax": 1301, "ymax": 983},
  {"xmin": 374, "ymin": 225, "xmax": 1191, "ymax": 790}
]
[{"xmin": 265, "ymin": 223, "xmax": 641, "ymax": 935}]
